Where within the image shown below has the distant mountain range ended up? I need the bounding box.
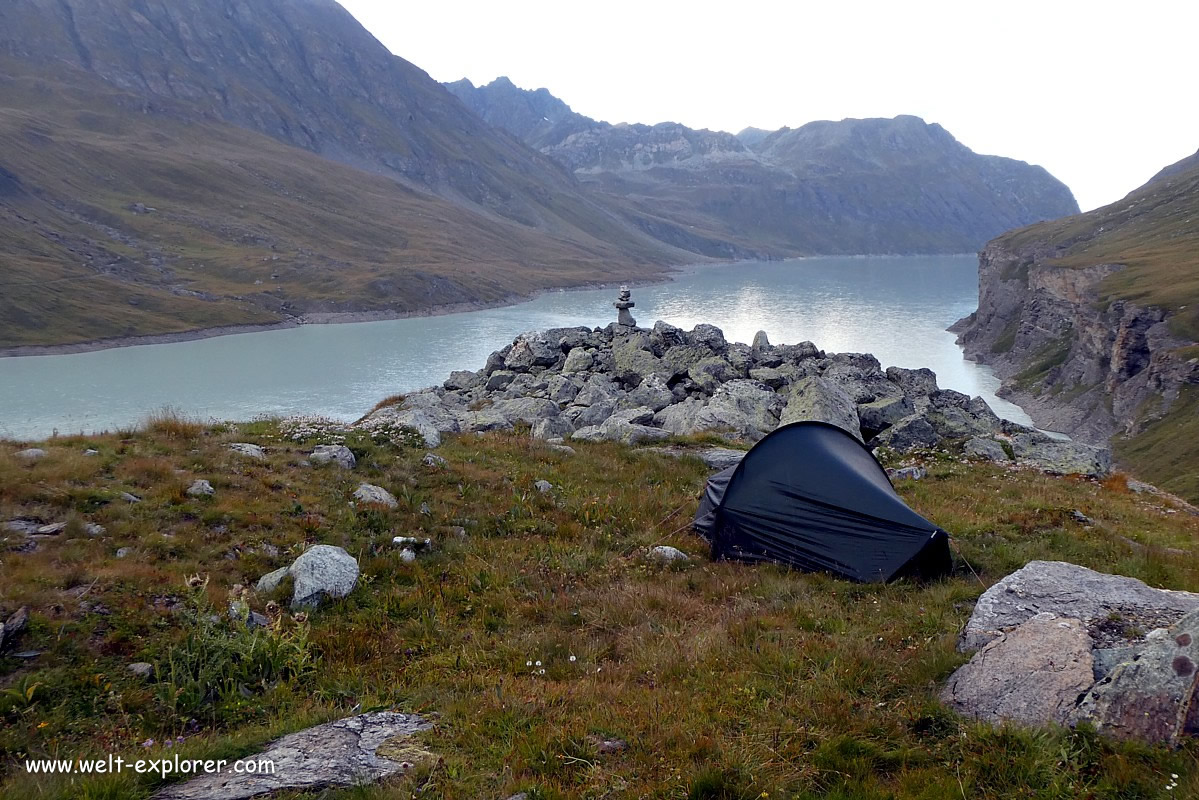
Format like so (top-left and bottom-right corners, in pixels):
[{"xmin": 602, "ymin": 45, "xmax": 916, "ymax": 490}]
[
  {"xmin": 447, "ymin": 77, "xmax": 1079, "ymax": 257},
  {"xmin": 0, "ymin": 0, "xmax": 1078, "ymax": 349}
]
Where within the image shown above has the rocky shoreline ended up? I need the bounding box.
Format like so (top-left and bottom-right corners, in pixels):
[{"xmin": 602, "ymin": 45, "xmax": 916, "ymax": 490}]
[{"xmin": 358, "ymin": 306, "xmax": 1111, "ymax": 477}]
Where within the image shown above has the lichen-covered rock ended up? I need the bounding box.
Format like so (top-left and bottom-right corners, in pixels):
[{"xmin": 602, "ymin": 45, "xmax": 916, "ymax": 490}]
[
  {"xmin": 186, "ymin": 479, "xmax": 215, "ymax": 497},
  {"xmin": 868, "ymin": 414, "xmax": 939, "ymax": 451},
  {"xmin": 941, "ymin": 614, "xmax": 1095, "ymax": 727},
  {"xmin": 694, "ymin": 379, "xmax": 783, "ymax": 440},
  {"xmin": 1010, "ymin": 434, "xmax": 1111, "ymax": 477},
  {"xmin": 958, "ymin": 561, "xmax": 1199, "ymax": 652},
  {"xmin": 1070, "ymin": 608, "xmax": 1199, "ymax": 744},
  {"xmin": 624, "ymin": 373, "xmax": 673, "ymax": 411},
  {"xmin": 964, "ymin": 437, "xmax": 1010, "ymax": 462},
  {"xmin": 857, "ymin": 395, "xmax": 914, "ymax": 435},
  {"xmin": 311, "ymin": 445, "xmax": 356, "ymax": 469},
  {"xmin": 256, "ymin": 544, "xmax": 359, "ymax": 609},
  {"xmin": 532, "ymin": 416, "xmax": 575, "ymax": 440},
  {"xmin": 885, "ymin": 365, "xmax": 940, "ymax": 397},
  {"xmin": 152, "ymin": 712, "xmax": 431, "ymax": 800},
  {"xmin": 779, "ymin": 376, "xmax": 862, "ymax": 441},
  {"xmin": 689, "ymin": 323, "xmax": 728, "ymax": 353},
  {"xmin": 654, "ymin": 397, "xmax": 707, "ymax": 435},
  {"xmin": 648, "ymin": 545, "xmax": 690, "ymax": 563},
  {"xmin": 562, "ymin": 347, "xmax": 594, "ymax": 373},
  {"xmin": 504, "ymin": 332, "xmax": 559, "ymax": 371},
  {"xmin": 353, "ymin": 483, "xmax": 398, "ymax": 509},
  {"xmin": 564, "ymin": 399, "xmax": 617, "ymax": 429}
]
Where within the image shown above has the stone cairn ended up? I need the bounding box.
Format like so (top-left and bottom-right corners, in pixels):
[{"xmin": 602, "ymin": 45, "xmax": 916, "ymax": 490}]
[{"xmin": 614, "ymin": 286, "xmax": 637, "ymax": 327}]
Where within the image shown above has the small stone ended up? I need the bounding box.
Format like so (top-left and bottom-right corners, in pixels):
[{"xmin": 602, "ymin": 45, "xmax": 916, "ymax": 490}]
[
  {"xmin": 15, "ymin": 448, "xmax": 46, "ymax": 461},
  {"xmin": 586, "ymin": 734, "xmax": 629, "ymax": 754},
  {"xmin": 247, "ymin": 611, "xmax": 270, "ymax": 629},
  {"xmin": 887, "ymin": 466, "xmax": 926, "ymax": 482},
  {"xmin": 419, "ymin": 502, "xmax": 431, "ymax": 516},
  {"xmin": 116, "ymin": 547, "xmax": 132, "ymax": 558},
  {"xmin": 311, "ymin": 445, "xmax": 356, "ymax": 469},
  {"xmin": 186, "ymin": 479, "xmax": 215, "ymax": 497},
  {"xmin": 648, "ymin": 545, "xmax": 689, "ymax": 563},
  {"xmin": 84, "ymin": 449, "xmax": 99, "ymax": 456},
  {"xmin": 1070, "ymin": 510, "xmax": 1095, "ymax": 526},
  {"xmin": 422, "ymin": 452, "xmax": 448, "ymax": 468},
  {"xmin": 548, "ymin": 444, "xmax": 576, "ymax": 456},
  {"xmin": 228, "ymin": 443, "xmax": 267, "ymax": 460},
  {"xmin": 120, "ymin": 492, "xmax": 142, "ymax": 503},
  {"xmin": 353, "ymin": 483, "xmax": 398, "ymax": 509},
  {"xmin": 393, "ymin": 536, "xmax": 433, "ymax": 551},
  {"xmin": 84, "ymin": 523, "xmax": 106, "ymax": 536},
  {"xmin": 398, "ymin": 548, "xmax": 417, "ymax": 564},
  {"xmin": 127, "ymin": 662, "xmax": 154, "ymax": 679},
  {"xmin": 534, "ymin": 479, "xmax": 553, "ymax": 494},
  {"xmin": 36, "ymin": 522, "xmax": 67, "ymax": 535}
]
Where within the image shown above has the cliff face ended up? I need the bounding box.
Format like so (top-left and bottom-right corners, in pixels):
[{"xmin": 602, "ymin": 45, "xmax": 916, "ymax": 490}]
[
  {"xmin": 953, "ymin": 149, "xmax": 1199, "ymax": 498},
  {"xmin": 446, "ymin": 78, "xmax": 1081, "ymax": 257}
]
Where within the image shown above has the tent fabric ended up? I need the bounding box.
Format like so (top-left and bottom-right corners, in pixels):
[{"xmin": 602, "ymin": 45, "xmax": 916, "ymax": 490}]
[{"xmin": 693, "ymin": 421, "xmax": 951, "ymax": 583}]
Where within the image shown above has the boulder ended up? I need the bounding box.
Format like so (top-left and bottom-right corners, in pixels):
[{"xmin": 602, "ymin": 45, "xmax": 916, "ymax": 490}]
[
  {"xmin": 661, "ymin": 344, "xmax": 711, "ymax": 378},
  {"xmin": 941, "ymin": 614, "xmax": 1095, "ymax": 727},
  {"xmin": 868, "ymin": 414, "xmax": 939, "ymax": 452},
  {"xmin": 383, "ymin": 408, "xmax": 442, "ymax": 448},
  {"xmin": 504, "ymin": 332, "xmax": 559, "ymax": 371},
  {"xmin": 689, "ymin": 323, "xmax": 728, "ymax": 353},
  {"xmin": 653, "ymin": 397, "xmax": 707, "ymax": 435},
  {"xmin": 485, "ymin": 370, "xmax": 517, "ymax": 391},
  {"xmin": 564, "ymin": 399, "xmax": 617, "ymax": 429},
  {"xmin": 227, "ymin": 443, "xmax": 266, "ymax": 460},
  {"xmin": 1070, "ymin": 608, "xmax": 1199, "ymax": 744},
  {"xmin": 688, "ymin": 356, "xmax": 739, "ymax": 393},
  {"xmin": 443, "ymin": 370, "xmax": 481, "ymax": 391},
  {"xmin": 353, "ymin": 483, "xmax": 398, "ymax": 509},
  {"xmin": 624, "ymin": 373, "xmax": 673, "ymax": 411},
  {"xmin": 885, "ymin": 366, "xmax": 940, "ymax": 398},
  {"xmin": 546, "ymin": 374, "xmax": 582, "ymax": 405},
  {"xmin": 562, "ymin": 347, "xmax": 594, "ymax": 373},
  {"xmin": 612, "ymin": 335, "xmax": 667, "ymax": 386},
  {"xmin": 15, "ymin": 448, "xmax": 46, "ymax": 461},
  {"xmin": 152, "ymin": 713, "xmax": 431, "ymax": 800},
  {"xmin": 958, "ymin": 561, "xmax": 1199, "ymax": 652},
  {"xmin": 573, "ymin": 374, "xmax": 621, "ymax": 407},
  {"xmin": 751, "ymin": 330, "xmax": 771, "ymax": 351},
  {"xmin": 649, "ymin": 320, "xmax": 687, "ymax": 352},
  {"xmin": 489, "ymin": 397, "xmax": 561, "ymax": 426},
  {"xmin": 779, "ymin": 376, "xmax": 862, "ymax": 441},
  {"xmin": 127, "ymin": 662, "xmax": 154, "ymax": 679},
  {"xmin": 311, "ymin": 445, "xmax": 356, "ymax": 469},
  {"xmin": 694, "ymin": 379, "xmax": 783, "ymax": 440},
  {"xmin": 922, "ymin": 391, "xmax": 1003, "ymax": 439},
  {"xmin": 748, "ymin": 366, "xmax": 787, "ymax": 388},
  {"xmin": 256, "ymin": 544, "xmax": 359, "ymax": 609},
  {"xmin": 186, "ymin": 479, "xmax": 215, "ymax": 497},
  {"xmin": 964, "ymin": 437, "xmax": 1010, "ymax": 462},
  {"xmin": 1010, "ymin": 434, "xmax": 1111, "ymax": 477},
  {"xmin": 532, "ymin": 416, "xmax": 575, "ymax": 440},
  {"xmin": 857, "ymin": 395, "xmax": 914, "ymax": 435},
  {"xmin": 648, "ymin": 545, "xmax": 690, "ymax": 563},
  {"xmin": 534, "ymin": 479, "xmax": 553, "ymax": 494}
]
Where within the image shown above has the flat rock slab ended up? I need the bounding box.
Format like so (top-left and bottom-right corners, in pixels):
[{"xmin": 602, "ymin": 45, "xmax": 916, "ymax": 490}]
[
  {"xmin": 941, "ymin": 613, "xmax": 1095, "ymax": 726},
  {"xmin": 641, "ymin": 446, "xmax": 747, "ymax": 471},
  {"xmin": 1071, "ymin": 608, "xmax": 1199, "ymax": 744},
  {"xmin": 959, "ymin": 560, "xmax": 1199, "ymax": 652},
  {"xmin": 154, "ymin": 712, "xmax": 431, "ymax": 799}
]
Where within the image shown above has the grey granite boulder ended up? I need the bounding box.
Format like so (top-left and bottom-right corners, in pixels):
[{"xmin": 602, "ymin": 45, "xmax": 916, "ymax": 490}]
[
  {"xmin": 353, "ymin": 483, "xmax": 398, "ymax": 509},
  {"xmin": 688, "ymin": 356, "xmax": 739, "ymax": 393},
  {"xmin": 564, "ymin": 399, "xmax": 617, "ymax": 429},
  {"xmin": 385, "ymin": 408, "xmax": 441, "ymax": 448},
  {"xmin": 941, "ymin": 613, "xmax": 1095, "ymax": 727},
  {"xmin": 532, "ymin": 416, "xmax": 575, "ymax": 440},
  {"xmin": 612, "ymin": 335, "xmax": 667, "ymax": 385},
  {"xmin": 1010, "ymin": 434, "xmax": 1111, "ymax": 477},
  {"xmin": 648, "ymin": 545, "xmax": 690, "ymax": 563},
  {"xmin": 443, "ymin": 369, "xmax": 481, "ymax": 391},
  {"xmin": 153, "ymin": 713, "xmax": 431, "ymax": 800},
  {"xmin": 869, "ymin": 414, "xmax": 939, "ymax": 451},
  {"xmin": 857, "ymin": 395, "xmax": 914, "ymax": 435},
  {"xmin": 574, "ymin": 374, "xmax": 621, "ymax": 407},
  {"xmin": 256, "ymin": 544, "xmax": 359, "ymax": 608},
  {"xmin": 654, "ymin": 397, "xmax": 707, "ymax": 435},
  {"xmin": 504, "ymin": 332, "xmax": 559, "ymax": 371},
  {"xmin": 958, "ymin": 561, "xmax": 1199, "ymax": 652},
  {"xmin": 311, "ymin": 445, "xmax": 356, "ymax": 469},
  {"xmin": 885, "ymin": 366, "xmax": 940, "ymax": 398},
  {"xmin": 624, "ymin": 373, "xmax": 673, "ymax": 411},
  {"xmin": 546, "ymin": 374, "xmax": 582, "ymax": 405},
  {"xmin": 489, "ymin": 397, "xmax": 561, "ymax": 425},
  {"xmin": 227, "ymin": 443, "xmax": 266, "ymax": 461},
  {"xmin": 186, "ymin": 479, "xmax": 215, "ymax": 497},
  {"xmin": 779, "ymin": 376, "xmax": 862, "ymax": 441},
  {"xmin": 689, "ymin": 323, "xmax": 728, "ymax": 353},
  {"xmin": 964, "ymin": 437, "xmax": 1010, "ymax": 462},
  {"xmin": 485, "ymin": 370, "xmax": 517, "ymax": 391},
  {"xmin": 694, "ymin": 379, "xmax": 783, "ymax": 440},
  {"xmin": 562, "ymin": 347, "xmax": 594, "ymax": 374}
]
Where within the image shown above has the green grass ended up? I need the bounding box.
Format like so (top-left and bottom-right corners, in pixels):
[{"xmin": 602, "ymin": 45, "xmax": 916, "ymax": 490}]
[
  {"xmin": 1117, "ymin": 386, "xmax": 1199, "ymax": 502},
  {"xmin": 1, "ymin": 421, "xmax": 1198, "ymax": 798}
]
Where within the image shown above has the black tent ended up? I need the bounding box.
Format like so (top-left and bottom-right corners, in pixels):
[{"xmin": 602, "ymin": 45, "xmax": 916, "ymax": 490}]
[{"xmin": 694, "ymin": 421, "xmax": 951, "ymax": 583}]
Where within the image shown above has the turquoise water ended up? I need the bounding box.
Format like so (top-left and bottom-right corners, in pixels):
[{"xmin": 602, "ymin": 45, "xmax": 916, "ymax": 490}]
[{"xmin": 0, "ymin": 255, "xmax": 1031, "ymax": 440}]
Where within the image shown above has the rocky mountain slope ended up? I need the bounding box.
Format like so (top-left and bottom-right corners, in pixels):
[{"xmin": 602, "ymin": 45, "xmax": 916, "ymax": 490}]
[
  {"xmin": 447, "ymin": 78, "xmax": 1080, "ymax": 256},
  {"xmin": 952, "ymin": 148, "xmax": 1199, "ymax": 500},
  {"xmin": 0, "ymin": 0, "xmax": 679, "ymax": 348}
]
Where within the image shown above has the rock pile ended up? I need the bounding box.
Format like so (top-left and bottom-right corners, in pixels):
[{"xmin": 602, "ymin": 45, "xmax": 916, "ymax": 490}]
[
  {"xmin": 943, "ymin": 561, "xmax": 1199, "ymax": 743},
  {"xmin": 359, "ymin": 321, "xmax": 1110, "ymax": 474}
]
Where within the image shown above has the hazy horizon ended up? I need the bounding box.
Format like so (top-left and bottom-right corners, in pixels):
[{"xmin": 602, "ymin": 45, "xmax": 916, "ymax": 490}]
[{"xmin": 338, "ymin": 0, "xmax": 1198, "ymax": 213}]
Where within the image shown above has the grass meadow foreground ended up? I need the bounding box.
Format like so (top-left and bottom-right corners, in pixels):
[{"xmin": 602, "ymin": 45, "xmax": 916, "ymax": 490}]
[{"xmin": 1, "ymin": 416, "xmax": 1198, "ymax": 799}]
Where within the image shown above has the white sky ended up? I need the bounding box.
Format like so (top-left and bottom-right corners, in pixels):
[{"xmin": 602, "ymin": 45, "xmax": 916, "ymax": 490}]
[{"xmin": 338, "ymin": 0, "xmax": 1197, "ymax": 212}]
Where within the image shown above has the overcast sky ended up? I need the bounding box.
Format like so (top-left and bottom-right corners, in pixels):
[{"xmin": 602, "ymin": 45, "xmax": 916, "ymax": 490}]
[{"xmin": 338, "ymin": 0, "xmax": 1196, "ymax": 212}]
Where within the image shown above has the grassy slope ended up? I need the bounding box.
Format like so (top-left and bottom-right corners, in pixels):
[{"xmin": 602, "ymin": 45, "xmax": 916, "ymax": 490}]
[
  {"xmin": 996, "ymin": 153, "xmax": 1199, "ymax": 342},
  {"xmin": 2, "ymin": 422, "xmax": 1198, "ymax": 799},
  {"xmin": 0, "ymin": 64, "xmax": 676, "ymax": 348}
]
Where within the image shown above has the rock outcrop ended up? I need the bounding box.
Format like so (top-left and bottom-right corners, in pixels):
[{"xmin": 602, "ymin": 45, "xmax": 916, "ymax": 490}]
[
  {"xmin": 945, "ymin": 561, "xmax": 1199, "ymax": 743},
  {"xmin": 153, "ymin": 712, "xmax": 431, "ymax": 799},
  {"xmin": 358, "ymin": 322, "xmax": 1110, "ymax": 477}
]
